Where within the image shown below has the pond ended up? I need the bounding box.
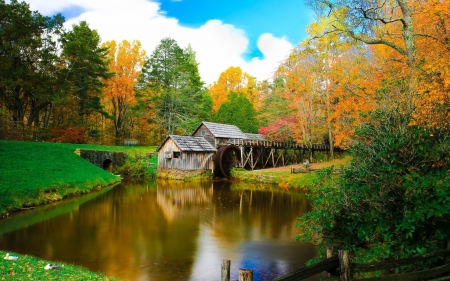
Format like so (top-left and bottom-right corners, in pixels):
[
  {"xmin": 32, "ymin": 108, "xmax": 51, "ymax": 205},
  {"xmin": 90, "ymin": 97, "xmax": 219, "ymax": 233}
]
[{"xmin": 0, "ymin": 180, "xmax": 318, "ymax": 281}]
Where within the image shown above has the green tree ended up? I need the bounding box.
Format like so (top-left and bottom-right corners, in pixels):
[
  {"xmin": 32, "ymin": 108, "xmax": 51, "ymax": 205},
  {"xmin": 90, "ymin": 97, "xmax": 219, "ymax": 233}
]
[
  {"xmin": 296, "ymin": 108, "xmax": 450, "ymax": 265},
  {"xmin": 214, "ymin": 92, "xmax": 259, "ymax": 133},
  {"xmin": 60, "ymin": 21, "xmax": 112, "ymax": 126},
  {"xmin": 138, "ymin": 38, "xmax": 206, "ymax": 137},
  {"xmin": 0, "ymin": 0, "xmax": 65, "ymax": 138}
]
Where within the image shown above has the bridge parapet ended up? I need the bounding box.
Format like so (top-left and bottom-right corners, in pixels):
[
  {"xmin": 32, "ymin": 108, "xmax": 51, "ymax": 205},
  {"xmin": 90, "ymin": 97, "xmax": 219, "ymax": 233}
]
[
  {"xmin": 226, "ymin": 139, "xmax": 331, "ymax": 151},
  {"xmin": 77, "ymin": 149, "xmax": 128, "ymax": 171}
]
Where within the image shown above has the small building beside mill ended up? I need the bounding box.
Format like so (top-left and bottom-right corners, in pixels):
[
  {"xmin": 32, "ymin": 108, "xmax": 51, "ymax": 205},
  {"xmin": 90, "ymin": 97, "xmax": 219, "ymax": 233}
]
[{"xmin": 156, "ymin": 135, "xmax": 217, "ymax": 171}]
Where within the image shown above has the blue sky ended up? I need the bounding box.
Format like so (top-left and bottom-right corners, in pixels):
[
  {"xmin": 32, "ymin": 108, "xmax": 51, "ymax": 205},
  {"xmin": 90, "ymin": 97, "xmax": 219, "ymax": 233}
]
[
  {"xmin": 24, "ymin": 0, "xmax": 315, "ymax": 84},
  {"xmin": 158, "ymin": 0, "xmax": 313, "ymax": 60}
]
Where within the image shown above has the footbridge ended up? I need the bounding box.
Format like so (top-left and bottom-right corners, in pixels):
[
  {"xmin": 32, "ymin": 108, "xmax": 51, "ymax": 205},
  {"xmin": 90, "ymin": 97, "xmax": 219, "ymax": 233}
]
[{"xmin": 224, "ymin": 139, "xmax": 341, "ymax": 171}]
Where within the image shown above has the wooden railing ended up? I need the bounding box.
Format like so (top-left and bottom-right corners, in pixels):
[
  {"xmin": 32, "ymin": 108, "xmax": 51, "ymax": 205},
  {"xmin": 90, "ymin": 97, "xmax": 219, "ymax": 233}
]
[
  {"xmin": 225, "ymin": 139, "xmax": 332, "ymax": 151},
  {"xmin": 221, "ymin": 245, "xmax": 450, "ymax": 281},
  {"xmin": 273, "ymin": 247, "xmax": 450, "ymax": 281}
]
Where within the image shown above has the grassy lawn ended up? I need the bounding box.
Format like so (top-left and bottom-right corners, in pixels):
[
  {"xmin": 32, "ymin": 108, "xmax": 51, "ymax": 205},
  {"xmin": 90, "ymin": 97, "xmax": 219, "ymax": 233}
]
[
  {"xmin": 0, "ymin": 250, "xmax": 120, "ymax": 281},
  {"xmin": 232, "ymin": 156, "xmax": 350, "ymax": 190},
  {"xmin": 0, "ymin": 140, "xmax": 157, "ymax": 217}
]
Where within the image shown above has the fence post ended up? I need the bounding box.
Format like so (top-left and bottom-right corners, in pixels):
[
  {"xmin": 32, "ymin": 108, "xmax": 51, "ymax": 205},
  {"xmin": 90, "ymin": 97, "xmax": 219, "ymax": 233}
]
[
  {"xmin": 238, "ymin": 269, "xmax": 253, "ymax": 281},
  {"xmin": 327, "ymin": 246, "xmax": 334, "ymax": 277},
  {"xmin": 221, "ymin": 259, "xmax": 231, "ymax": 281},
  {"xmin": 447, "ymin": 242, "xmax": 450, "ymax": 263},
  {"xmin": 327, "ymin": 246, "xmax": 334, "ymax": 258},
  {"xmin": 338, "ymin": 250, "xmax": 352, "ymax": 281}
]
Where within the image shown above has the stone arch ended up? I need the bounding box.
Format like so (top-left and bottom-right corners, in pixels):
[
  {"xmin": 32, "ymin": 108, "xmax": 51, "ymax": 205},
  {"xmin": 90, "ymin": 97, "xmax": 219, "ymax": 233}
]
[{"xmin": 102, "ymin": 159, "xmax": 113, "ymax": 172}]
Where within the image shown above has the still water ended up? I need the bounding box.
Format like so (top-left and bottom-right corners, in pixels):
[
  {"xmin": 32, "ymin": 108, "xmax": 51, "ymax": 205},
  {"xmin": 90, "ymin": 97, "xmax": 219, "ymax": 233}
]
[{"xmin": 0, "ymin": 180, "xmax": 317, "ymax": 281}]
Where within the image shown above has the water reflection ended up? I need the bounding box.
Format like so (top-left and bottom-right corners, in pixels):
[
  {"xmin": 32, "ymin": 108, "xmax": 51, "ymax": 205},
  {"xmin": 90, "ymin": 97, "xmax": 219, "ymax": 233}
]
[{"xmin": 0, "ymin": 180, "xmax": 317, "ymax": 281}]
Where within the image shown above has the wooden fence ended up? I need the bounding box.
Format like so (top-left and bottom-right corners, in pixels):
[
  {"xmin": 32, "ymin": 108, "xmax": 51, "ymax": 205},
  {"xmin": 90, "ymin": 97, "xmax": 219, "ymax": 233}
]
[{"xmin": 221, "ymin": 245, "xmax": 450, "ymax": 281}]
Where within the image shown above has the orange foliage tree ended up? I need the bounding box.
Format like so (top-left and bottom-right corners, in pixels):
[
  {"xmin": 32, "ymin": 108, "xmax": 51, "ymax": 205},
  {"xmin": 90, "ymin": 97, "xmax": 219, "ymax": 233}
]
[
  {"xmin": 102, "ymin": 40, "xmax": 146, "ymax": 145},
  {"xmin": 208, "ymin": 66, "xmax": 260, "ymax": 112},
  {"xmin": 269, "ymin": 17, "xmax": 377, "ymax": 152},
  {"xmin": 306, "ymin": 0, "xmax": 450, "ymax": 129}
]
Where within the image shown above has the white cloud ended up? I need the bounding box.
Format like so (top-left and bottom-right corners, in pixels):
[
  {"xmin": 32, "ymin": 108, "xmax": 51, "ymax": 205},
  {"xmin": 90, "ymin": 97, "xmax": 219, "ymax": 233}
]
[
  {"xmin": 245, "ymin": 33, "xmax": 293, "ymax": 82},
  {"xmin": 23, "ymin": 0, "xmax": 293, "ymax": 85}
]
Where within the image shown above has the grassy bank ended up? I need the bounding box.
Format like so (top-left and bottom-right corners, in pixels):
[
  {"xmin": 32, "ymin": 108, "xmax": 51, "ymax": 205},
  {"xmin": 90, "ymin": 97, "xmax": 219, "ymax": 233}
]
[
  {"xmin": 232, "ymin": 156, "xmax": 350, "ymax": 190},
  {"xmin": 0, "ymin": 140, "xmax": 156, "ymax": 217},
  {"xmin": 0, "ymin": 250, "xmax": 119, "ymax": 281}
]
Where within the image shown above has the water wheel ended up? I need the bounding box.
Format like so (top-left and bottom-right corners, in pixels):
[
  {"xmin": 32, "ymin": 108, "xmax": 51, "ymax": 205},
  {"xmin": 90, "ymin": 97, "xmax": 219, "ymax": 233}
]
[{"xmin": 214, "ymin": 145, "xmax": 241, "ymax": 179}]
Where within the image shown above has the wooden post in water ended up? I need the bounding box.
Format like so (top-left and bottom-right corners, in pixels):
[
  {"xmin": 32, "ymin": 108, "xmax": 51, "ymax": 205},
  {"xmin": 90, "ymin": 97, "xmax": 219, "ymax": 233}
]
[
  {"xmin": 327, "ymin": 246, "xmax": 334, "ymax": 277},
  {"xmin": 338, "ymin": 250, "xmax": 352, "ymax": 281},
  {"xmin": 221, "ymin": 259, "xmax": 231, "ymax": 281},
  {"xmin": 327, "ymin": 246, "xmax": 334, "ymax": 258},
  {"xmin": 238, "ymin": 269, "xmax": 253, "ymax": 281}
]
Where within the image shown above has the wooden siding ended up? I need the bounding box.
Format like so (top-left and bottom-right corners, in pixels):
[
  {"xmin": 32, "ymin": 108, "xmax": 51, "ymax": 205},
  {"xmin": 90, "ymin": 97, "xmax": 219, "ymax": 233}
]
[
  {"xmin": 158, "ymin": 138, "xmax": 214, "ymax": 170},
  {"xmin": 191, "ymin": 124, "xmax": 239, "ymax": 148},
  {"xmin": 192, "ymin": 124, "xmax": 216, "ymax": 147}
]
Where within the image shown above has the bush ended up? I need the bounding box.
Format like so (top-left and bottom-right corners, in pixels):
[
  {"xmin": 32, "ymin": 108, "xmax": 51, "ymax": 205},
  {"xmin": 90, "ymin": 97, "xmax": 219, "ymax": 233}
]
[
  {"xmin": 51, "ymin": 127, "xmax": 87, "ymax": 143},
  {"xmin": 296, "ymin": 109, "xmax": 450, "ymax": 265},
  {"xmin": 115, "ymin": 155, "xmax": 157, "ymax": 179}
]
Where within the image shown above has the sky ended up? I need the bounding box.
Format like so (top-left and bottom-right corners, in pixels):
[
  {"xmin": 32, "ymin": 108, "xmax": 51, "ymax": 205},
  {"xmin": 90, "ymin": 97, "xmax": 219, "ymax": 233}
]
[{"xmin": 22, "ymin": 0, "xmax": 315, "ymax": 85}]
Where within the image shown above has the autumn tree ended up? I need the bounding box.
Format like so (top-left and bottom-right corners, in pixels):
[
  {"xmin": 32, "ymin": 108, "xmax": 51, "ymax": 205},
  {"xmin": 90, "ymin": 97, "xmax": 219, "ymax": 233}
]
[
  {"xmin": 295, "ymin": 0, "xmax": 450, "ymax": 266},
  {"xmin": 257, "ymin": 78, "xmax": 298, "ymax": 142},
  {"xmin": 138, "ymin": 38, "xmax": 206, "ymax": 139},
  {"xmin": 272, "ymin": 47, "xmax": 323, "ymax": 151},
  {"xmin": 305, "ymin": 0, "xmax": 450, "ymax": 128},
  {"xmin": 306, "ymin": 0, "xmax": 417, "ymax": 66},
  {"xmin": 102, "ymin": 40, "xmax": 146, "ymax": 145},
  {"xmin": 209, "ymin": 66, "xmax": 260, "ymax": 112}
]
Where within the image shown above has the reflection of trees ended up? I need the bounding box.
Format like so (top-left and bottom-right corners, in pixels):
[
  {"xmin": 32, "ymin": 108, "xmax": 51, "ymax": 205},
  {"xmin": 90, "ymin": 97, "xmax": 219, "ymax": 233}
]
[
  {"xmin": 209, "ymin": 181, "xmax": 311, "ymax": 242},
  {"xmin": 157, "ymin": 181, "xmax": 213, "ymax": 222},
  {"xmin": 0, "ymin": 180, "xmax": 314, "ymax": 281}
]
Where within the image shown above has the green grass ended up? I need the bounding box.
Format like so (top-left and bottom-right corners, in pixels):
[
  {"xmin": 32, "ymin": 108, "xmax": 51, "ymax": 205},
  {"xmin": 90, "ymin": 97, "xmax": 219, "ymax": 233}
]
[
  {"xmin": 232, "ymin": 157, "xmax": 351, "ymax": 190},
  {"xmin": 0, "ymin": 140, "xmax": 157, "ymax": 216},
  {"xmin": 0, "ymin": 250, "xmax": 120, "ymax": 281}
]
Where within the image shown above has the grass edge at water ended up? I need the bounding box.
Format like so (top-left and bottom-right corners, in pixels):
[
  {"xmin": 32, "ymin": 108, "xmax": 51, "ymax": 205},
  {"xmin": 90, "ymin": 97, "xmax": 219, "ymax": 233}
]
[
  {"xmin": 0, "ymin": 140, "xmax": 156, "ymax": 217},
  {"xmin": 0, "ymin": 250, "xmax": 121, "ymax": 281}
]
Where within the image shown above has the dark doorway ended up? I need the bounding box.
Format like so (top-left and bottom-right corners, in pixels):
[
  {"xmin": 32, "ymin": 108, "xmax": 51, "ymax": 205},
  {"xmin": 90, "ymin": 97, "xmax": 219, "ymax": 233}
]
[{"xmin": 103, "ymin": 159, "xmax": 113, "ymax": 172}]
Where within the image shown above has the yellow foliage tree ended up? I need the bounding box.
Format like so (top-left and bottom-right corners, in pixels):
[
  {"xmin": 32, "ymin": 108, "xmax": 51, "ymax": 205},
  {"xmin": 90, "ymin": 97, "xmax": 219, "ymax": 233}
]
[
  {"xmin": 102, "ymin": 40, "xmax": 146, "ymax": 145},
  {"xmin": 208, "ymin": 66, "xmax": 260, "ymax": 112}
]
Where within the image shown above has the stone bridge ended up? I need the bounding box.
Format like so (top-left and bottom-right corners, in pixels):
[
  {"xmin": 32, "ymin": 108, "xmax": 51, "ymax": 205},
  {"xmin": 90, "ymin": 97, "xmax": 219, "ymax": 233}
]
[{"xmin": 76, "ymin": 149, "xmax": 128, "ymax": 172}]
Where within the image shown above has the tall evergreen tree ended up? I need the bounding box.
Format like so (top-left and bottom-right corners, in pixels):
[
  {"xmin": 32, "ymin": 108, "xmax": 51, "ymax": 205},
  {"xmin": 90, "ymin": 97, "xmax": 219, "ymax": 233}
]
[
  {"xmin": 60, "ymin": 21, "xmax": 112, "ymax": 126},
  {"xmin": 138, "ymin": 38, "xmax": 206, "ymax": 137}
]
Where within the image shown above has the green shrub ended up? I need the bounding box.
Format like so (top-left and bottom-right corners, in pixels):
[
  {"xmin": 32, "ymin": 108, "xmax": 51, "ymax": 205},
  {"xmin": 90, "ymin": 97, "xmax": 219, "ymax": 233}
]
[
  {"xmin": 296, "ymin": 109, "xmax": 450, "ymax": 267},
  {"xmin": 115, "ymin": 155, "xmax": 157, "ymax": 179}
]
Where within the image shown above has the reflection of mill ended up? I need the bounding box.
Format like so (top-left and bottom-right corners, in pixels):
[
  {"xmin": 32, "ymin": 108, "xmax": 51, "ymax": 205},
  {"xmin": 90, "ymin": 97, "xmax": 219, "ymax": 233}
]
[{"xmin": 157, "ymin": 181, "xmax": 213, "ymax": 222}]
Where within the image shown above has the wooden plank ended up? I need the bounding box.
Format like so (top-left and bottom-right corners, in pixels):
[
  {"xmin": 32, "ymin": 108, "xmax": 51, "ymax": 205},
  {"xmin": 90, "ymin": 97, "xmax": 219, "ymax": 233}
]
[
  {"xmin": 353, "ymin": 249, "xmax": 450, "ymax": 272},
  {"xmin": 358, "ymin": 263, "xmax": 450, "ymax": 281},
  {"xmin": 430, "ymin": 276, "xmax": 450, "ymax": 281},
  {"xmin": 271, "ymin": 256, "xmax": 339, "ymax": 281}
]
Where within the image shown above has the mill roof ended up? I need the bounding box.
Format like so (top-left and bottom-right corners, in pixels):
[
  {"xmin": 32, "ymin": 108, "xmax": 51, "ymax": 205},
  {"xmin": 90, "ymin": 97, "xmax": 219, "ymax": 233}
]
[
  {"xmin": 244, "ymin": 133, "xmax": 266, "ymax": 141},
  {"xmin": 193, "ymin": 121, "xmax": 248, "ymax": 139},
  {"xmin": 156, "ymin": 135, "xmax": 216, "ymax": 152}
]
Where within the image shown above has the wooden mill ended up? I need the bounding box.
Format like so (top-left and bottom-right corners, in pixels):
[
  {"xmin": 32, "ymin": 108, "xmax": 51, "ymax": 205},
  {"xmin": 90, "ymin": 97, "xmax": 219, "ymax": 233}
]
[{"xmin": 156, "ymin": 121, "xmax": 332, "ymax": 178}]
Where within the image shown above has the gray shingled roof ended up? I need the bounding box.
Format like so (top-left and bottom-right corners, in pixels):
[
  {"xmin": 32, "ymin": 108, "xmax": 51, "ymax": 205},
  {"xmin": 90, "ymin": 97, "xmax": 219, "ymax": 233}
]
[
  {"xmin": 165, "ymin": 135, "xmax": 216, "ymax": 152},
  {"xmin": 198, "ymin": 121, "xmax": 248, "ymax": 139},
  {"xmin": 244, "ymin": 133, "xmax": 266, "ymax": 141}
]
